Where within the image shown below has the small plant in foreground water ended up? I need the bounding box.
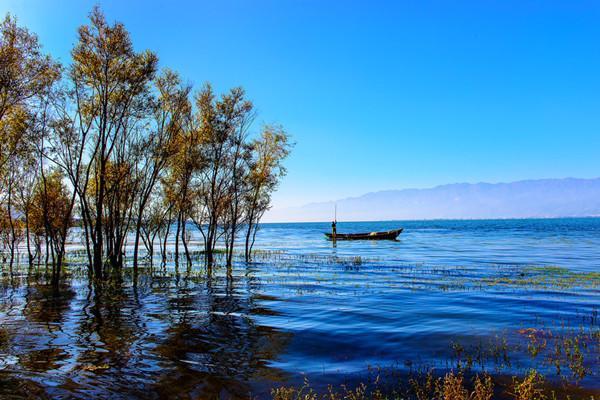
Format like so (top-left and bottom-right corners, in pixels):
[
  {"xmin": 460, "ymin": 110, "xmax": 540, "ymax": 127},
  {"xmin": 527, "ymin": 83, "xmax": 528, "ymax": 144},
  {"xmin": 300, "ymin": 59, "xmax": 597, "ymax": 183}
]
[
  {"xmin": 271, "ymin": 378, "xmax": 317, "ymax": 400},
  {"xmin": 511, "ymin": 370, "xmax": 546, "ymax": 400},
  {"xmin": 443, "ymin": 371, "xmax": 468, "ymax": 400},
  {"xmin": 471, "ymin": 374, "xmax": 494, "ymax": 400}
]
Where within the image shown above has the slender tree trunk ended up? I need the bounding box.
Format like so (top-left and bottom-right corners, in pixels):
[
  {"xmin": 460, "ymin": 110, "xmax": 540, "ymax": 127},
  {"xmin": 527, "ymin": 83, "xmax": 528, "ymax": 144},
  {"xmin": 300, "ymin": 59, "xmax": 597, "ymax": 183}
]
[
  {"xmin": 244, "ymin": 191, "xmax": 259, "ymax": 262},
  {"xmin": 133, "ymin": 214, "xmax": 143, "ymax": 280},
  {"xmin": 181, "ymin": 214, "xmax": 192, "ymax": 268},
  {"xmin": 80, "ymin": 209, "xmax": 94, "ymax": 279},
  {"xmin": 93, "ymin": 232, "xmax": 103, "ymax": 280},
  {"xmin": 50, "ymin": 237, "xmax": 57, "ymax": 285},
  {"xmin": 52, "ymin": 251, "xmax": 62, "ymax": 289},
  {"xmin": 25, "ymin": 210, "xmax": 34, "ymax": 269},
  {"xmin": 149, "ymin": 228, "xmax": 159, "ymax": 269},
  {"xmin": 227, "ymin": 221, "xmax": 236, "ymax": 267},
  {"xmin": 205, "ymin": 219, "xmax": 214, "ymax": 267},
  {"xmin": 250, "ymin": 222, "xmax": 259, "ymax": 257},
  {"xmin": 161, "ymin": 218, "xmax": 170, "ymax": 267},
  {"xmin": 148, "ymin": 238, "xmax": 154, "ymax": 268},
  {"xmin": 93, "ymin": 153, "xmax": 106, "ymax": 282},
  {"xmin": 7, "ymin": 186, "xmax": 16, "ymax": 275},
  {"xmin": 174, "ymin": 211, "xmax": 181, "ymax": 270},
  {"xmin": 244, "ymin": 222, "xmax": 253, "ymax": 262},
  {"xmin": 35, "ymin": 237, "xmax": 41, "ymax": 272}
]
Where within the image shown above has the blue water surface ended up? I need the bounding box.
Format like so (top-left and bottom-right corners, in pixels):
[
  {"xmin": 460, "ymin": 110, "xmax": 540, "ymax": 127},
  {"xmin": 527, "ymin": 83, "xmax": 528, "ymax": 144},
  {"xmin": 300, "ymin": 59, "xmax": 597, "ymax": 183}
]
[{"xmin": 0, "ymin": 218, "xmax": 598, "ymax": 398}]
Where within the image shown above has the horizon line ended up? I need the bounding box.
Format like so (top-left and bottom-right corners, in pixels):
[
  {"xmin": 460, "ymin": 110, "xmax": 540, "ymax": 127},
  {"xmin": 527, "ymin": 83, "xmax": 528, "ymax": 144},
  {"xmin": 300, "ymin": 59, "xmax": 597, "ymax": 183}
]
[{"xmin": 261, "ymin": 215, "xmax": 600, "ymax": 224}]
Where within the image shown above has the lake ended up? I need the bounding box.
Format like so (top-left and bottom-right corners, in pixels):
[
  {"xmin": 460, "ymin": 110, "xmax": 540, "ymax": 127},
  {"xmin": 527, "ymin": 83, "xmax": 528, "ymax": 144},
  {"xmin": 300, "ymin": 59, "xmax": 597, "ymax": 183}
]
[{"xmin": 0, "ymin": 218, "xmax": 599, "ymax": 398}]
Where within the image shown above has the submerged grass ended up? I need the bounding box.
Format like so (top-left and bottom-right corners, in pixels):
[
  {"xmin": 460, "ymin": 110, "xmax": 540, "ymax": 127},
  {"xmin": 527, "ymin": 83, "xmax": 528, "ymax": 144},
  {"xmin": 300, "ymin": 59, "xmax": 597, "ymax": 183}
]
[
  {"xmin": 481, "ymin": 266, "xmax": 600, "ymax": 290},
  {"xmin": 267, "ymin": 306, "xmax": 599, "ymax": 400},
  {"xmin": 4, "ymin": 247, "xmax": 598, "ymax": 292}
]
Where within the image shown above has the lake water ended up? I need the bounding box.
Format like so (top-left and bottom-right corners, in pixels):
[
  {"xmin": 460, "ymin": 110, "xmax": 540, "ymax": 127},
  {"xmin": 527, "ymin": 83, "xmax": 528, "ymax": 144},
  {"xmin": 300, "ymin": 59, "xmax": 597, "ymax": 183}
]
[{"xmin": 0, "ymin": 218, "xmax": 599, "ymax": 398}]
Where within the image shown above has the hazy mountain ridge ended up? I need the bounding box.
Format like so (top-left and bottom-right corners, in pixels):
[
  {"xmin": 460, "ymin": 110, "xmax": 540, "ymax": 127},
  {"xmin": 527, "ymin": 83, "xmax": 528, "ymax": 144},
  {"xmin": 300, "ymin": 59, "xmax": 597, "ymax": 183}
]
[{"xmin": 265, "ymin": 178, "xmax": 600, "ymax": 222}]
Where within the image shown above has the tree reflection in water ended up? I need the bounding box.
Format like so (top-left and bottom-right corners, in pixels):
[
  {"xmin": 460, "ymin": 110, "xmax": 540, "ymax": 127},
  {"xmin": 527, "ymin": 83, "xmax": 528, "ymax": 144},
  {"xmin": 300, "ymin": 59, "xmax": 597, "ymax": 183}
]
[{"xmin": 0, "ymin": 267, "xmax": 292, "ymax": 399}]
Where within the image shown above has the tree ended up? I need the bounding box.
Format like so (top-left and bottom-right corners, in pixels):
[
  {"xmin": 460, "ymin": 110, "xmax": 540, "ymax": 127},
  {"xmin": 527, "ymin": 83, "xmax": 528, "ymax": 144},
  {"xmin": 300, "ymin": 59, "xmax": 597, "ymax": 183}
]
[
  {"xmin": 0, "ymin": 8, "xmax": 293, "ymax": 281},
  {"xmin": 139, "ymin": 192, "xmax": 170, "ymax": 269},
  {"xmin": 0, "ymin": 111, "xmax": 28, "ymax": 272},
  {"xmin": 0, "ymin": 14, "xmax": 59, "ymax": 176},
  {"xmin": 70, "ymin": 7, "xmax": 157, "ymax": 280},
  {"xmin": 243, "ymin": 125, "xmax": 291, "ymax": 262},
  {"xmin": 190, "ymin": 85, "xmax": 253, "ymax": 266},
  {"xmin": 0, "ymin": 13, "xmax": 59, "ymax": 279},
  {"xmin": 29, "ymin": 169, "xmax": 72, "ymax": 285},
  {"xmin": 15, "ymin": 129, "xmax": 40, "ymax": 269},
  {"xmin": 131, "ymin": 69, "xmax": 190, "ymax": 278}
]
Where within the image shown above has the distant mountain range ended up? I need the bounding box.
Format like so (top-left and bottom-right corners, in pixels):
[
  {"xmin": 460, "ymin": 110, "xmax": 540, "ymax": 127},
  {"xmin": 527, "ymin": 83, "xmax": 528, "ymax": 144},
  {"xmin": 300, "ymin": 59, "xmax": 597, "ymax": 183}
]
[{"xmin": 264, "ymin": 178, "xmax": 600, "ymax": 222}]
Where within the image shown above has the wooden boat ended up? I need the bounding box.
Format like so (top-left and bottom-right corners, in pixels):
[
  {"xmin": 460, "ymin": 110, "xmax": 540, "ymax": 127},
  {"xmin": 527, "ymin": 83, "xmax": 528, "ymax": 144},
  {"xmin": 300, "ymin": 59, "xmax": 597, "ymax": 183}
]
[{"xmin": 324, "ymin": 228, "xmax": 403, "ymax": 241}]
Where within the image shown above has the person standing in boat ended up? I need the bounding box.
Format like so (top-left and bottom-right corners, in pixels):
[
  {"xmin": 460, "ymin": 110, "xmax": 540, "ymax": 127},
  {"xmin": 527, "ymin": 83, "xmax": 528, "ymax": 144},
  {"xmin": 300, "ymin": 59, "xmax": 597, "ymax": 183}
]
[{"xmin": 331, "ymin": 220, "xmax": 337, "ymax": 240}]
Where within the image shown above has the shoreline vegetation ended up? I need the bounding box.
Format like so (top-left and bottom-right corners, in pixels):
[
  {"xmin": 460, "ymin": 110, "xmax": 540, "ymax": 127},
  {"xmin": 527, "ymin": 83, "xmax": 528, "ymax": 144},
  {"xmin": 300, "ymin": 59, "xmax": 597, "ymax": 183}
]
[
  {"xmin": 270, "ymin": 369, "xmax": 599, "ymax": 400},
  {"xmin": 0, "ymin": 6, "xmax": 292, "ymax": 290}
]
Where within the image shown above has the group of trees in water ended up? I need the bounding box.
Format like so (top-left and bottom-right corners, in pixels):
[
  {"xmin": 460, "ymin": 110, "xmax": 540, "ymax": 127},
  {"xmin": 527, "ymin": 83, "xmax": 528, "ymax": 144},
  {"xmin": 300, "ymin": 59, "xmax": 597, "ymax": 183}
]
[{"xmin": 0, "ymin": 8, "xmax": 291, "ymax": 287}]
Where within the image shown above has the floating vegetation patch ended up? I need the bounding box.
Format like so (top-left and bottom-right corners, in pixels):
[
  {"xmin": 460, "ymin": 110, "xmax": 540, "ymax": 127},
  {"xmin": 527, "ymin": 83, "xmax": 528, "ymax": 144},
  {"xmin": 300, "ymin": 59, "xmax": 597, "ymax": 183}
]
[
  {"xmin": 249, "ymin": 250, "xmax": 380, "ymax": 266},
  {"xmin": 480, "ymin": 266, "xmax": 600, "ymax": 290},
  {"xmin": 449, "ymin": 317, "xmax": 599, "ymax": 387},
  {"xmin": 2, "ymin": 248, "xmax": 599, "ymax": 296}
]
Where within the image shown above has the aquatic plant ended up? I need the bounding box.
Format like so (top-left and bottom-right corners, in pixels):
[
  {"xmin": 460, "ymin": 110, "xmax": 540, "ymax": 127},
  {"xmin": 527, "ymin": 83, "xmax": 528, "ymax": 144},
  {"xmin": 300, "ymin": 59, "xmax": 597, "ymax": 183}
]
[
  {"xmin": 471, "ymin": 374, "xmax": 494, "ymax": 400},
  {"xmin": 510, "ymin": 370, "xmax": 546, "ymax": 400},
  {"xmin": 482, "ymin": 266, "xmax": 600, "ymax": 290},
  {"xmin": 271, "ymin": 378, "xmax": 318, "ymax": 400},
  {"xmin": 352, "ymin": 256, "xmax": 363, "ymax": 266},
  {"xmin": 442, "ymin": 371, "xmax": 468, "ymax": 400},
  {"xmin": 270, "ymin": 371, "xmax": 503, "ymax": 400}
]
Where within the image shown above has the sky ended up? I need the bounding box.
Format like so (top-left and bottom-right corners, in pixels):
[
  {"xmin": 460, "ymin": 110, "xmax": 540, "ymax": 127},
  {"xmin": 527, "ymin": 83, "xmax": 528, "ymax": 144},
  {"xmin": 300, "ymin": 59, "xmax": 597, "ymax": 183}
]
[{"xmin": 2, "ymin": 0, "xmax": 600, "ymax": 209}]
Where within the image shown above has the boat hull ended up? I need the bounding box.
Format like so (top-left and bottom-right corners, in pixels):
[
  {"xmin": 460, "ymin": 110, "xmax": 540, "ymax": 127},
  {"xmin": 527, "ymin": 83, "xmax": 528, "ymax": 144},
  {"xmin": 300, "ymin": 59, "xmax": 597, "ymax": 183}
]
[{"xmin": 324, "ymin": 228, "xmax": 403, "ymax": 241}]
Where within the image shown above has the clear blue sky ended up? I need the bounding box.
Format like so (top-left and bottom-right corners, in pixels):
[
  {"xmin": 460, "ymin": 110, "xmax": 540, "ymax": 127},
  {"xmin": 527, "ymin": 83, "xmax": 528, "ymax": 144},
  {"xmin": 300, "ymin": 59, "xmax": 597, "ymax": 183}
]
[{"xmin": 3, "ymin": 1, "xmax": 599, "ymax": 208}]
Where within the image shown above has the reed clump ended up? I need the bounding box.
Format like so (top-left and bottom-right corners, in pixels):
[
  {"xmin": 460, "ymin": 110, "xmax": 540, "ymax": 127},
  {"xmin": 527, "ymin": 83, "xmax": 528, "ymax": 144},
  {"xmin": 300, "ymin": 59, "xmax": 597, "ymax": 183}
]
[
  {"xmin": 270, "ymin": 367, "xmax": 600, "ymax": 400},
  {"xmin": 510, "ymin": 370, "xmax": 546, "ymax": 400},
  {"xmin": 471, "ymin": 374, "xmax": 494, "ymax": 400},
  {"xmin": 271, "ymin": 371, "xmax": 495, "ymax": 400},
  {"xmin": 442, "ymin": 371, "xmax": 468, "ymax": 400},
  {"xmin": 410, "ymin": 371, "xmax": 494, "ymax": 400}
]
